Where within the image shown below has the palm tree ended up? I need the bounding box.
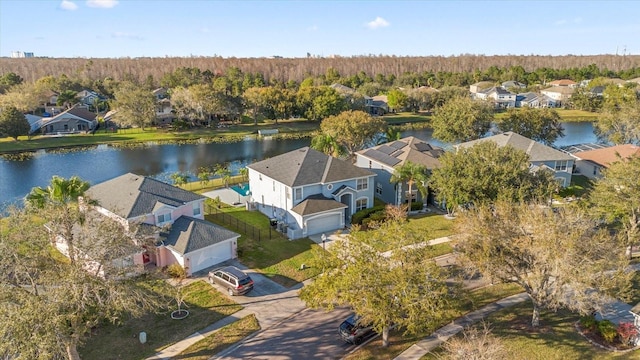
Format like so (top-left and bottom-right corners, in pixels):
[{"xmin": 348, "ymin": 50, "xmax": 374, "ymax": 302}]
[
  {"xmin": 311, "ymin": 134, "xmax": 346, "ymax": 158},
  {"xmin": 390, "ymin": 161, "xmax": 429, "ymax": 215},
  {"xmin": 239, "ymin": 167, "xmax": 248, "ymax": 183},
  {"xmin": 170, "ymin": 172, "xmax": 189, "ymax": 188},
  {"xmin": 197, "ymin": 166, "xmax": 212, "ymax": 188},
  {"xmin": 214, "ymin": 163, "xmax": 232, "ymax": 188},
  {"xmin": 25, "ymin": 175, "xmax": 90, "ymax": 264}
]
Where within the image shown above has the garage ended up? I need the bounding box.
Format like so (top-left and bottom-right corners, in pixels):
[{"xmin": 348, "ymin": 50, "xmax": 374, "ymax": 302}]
[
  {"xmin": 186, "ymin": 240, "xmax": 234, "ymax": 274},
  {"xmin": 306, "ymin": 213, "xmax": 342, "ymax": 236}
]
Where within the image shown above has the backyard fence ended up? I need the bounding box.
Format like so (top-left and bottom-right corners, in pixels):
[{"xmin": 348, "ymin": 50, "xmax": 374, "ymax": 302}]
[{"xmin": 205, "ymin": 203, "xmax": 286, "ymax": 241}]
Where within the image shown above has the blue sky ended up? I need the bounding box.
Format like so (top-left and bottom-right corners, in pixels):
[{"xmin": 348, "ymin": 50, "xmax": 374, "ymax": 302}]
[{"xmin": 1, "ymin": 0, "xmax": 638, "ymax": 58}]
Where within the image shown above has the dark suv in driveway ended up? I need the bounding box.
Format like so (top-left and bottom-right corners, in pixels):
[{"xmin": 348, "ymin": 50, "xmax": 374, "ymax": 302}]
[
  {"xmin": 339, "ymin": 314, "xmax": 375, "ymax": 345},
  {"xmin": 208, "ymin": 266, "xmax": 254, "ymax": 296}
]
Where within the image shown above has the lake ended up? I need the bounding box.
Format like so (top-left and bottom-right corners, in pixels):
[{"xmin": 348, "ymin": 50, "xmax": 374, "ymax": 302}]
[{"xmin": 0, "ymin": 122, "xmax": 599, "ymax": 207}]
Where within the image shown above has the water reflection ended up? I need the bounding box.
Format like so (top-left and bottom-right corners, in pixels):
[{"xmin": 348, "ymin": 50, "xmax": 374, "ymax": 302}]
[{"xmin": 0, "ymin": 122, "xmax": 598, "ymax": 207}]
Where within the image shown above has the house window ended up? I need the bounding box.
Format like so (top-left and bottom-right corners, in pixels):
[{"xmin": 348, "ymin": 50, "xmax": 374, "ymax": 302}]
[
  {"xmin": 157, "ymin": 212, "xmax": 172, "ymax": 224},
  {"xmin": 294, "ymin": 188, "xmax": 302, "ymax": 201},
  {"xmin": 593, "ymin": 166, "xmax": 597, "ymax": 176},
  {"xmin": 357, "ymin": 178, "xmax": 368, "ymax": 190},
  {"xmin": 356, "ymin": 198, "xmax": 368, "ymax": 211},
  {"xmin": 369, "ymin": 160, "xmax": 372, "ymax": 169},
  {"xmin": 555, "ymin": 160, "xmax": 568, "ymax": 171},
  {"xmin": 376, "ymin": 183, "xmax": 383, "ymax": 196},
  {"xmin": 193, "ymin": 203, "xmax": 201, "ymax": 216}
]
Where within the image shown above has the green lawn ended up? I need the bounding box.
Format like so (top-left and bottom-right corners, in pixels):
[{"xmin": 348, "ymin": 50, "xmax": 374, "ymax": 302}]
[
  {"xmin": 494, "ymin": 108, "xmax": 599, "ymax": 122},
  {"xmin": 406, "ymin": 212, "xmax": 457, "ymax": 241},
  {"xmin": 205, "ymin": 208, "xmax": 322, "ymax": 287},
  {"xmin": 178, "ymin": 314, "xmax": 260, "ymax": 360},
  {"xmin": 343, "ymin": 283, "xmax": 524, "ymax": 360},
  {"xmin": 422, "ymin": 301, "xmax": 638, "ymax": 360},
  {"xmin": 79, "ymin": 279, "xmax": 242, "ymax": 360},
  {"xmin": 0, "ymin": 118, "xmax": 319, "ymax": 153},
  {"xmin": 557, "ymin": 174, "xmax": 594, "ymax": 198}
]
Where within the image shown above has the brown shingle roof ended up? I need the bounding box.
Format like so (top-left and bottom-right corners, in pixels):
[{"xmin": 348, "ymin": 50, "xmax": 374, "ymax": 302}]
[{"xmin": 574, "ymin": 144, "xmax": 640, "ymax": 168}]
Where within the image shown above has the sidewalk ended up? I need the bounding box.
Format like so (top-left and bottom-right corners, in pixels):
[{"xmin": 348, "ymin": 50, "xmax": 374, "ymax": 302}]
[{"xmin": 394, "ymin": 293, "xmax": 529, "ymax": 360}]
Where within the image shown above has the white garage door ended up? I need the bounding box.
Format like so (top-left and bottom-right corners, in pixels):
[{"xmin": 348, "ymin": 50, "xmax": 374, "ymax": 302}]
[
  {"xmin": 306, "ymin": 213, "xmax": 341, "ymax": 236},
  {"xmin": 187, "ymin": 241, "xmax": 233, "ymax": 274}
]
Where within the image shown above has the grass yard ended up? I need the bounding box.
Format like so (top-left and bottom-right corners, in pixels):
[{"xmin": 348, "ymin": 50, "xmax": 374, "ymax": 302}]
[
  {"xmin": 0, "ymin": 118, "xmax": 319, "ymax": 153},
  {"xmin": 205, "ymin": 208, "xmax": 322, "ymax": 287},
  {"xmin": 406, "ymin": 212, "xmax": 457, "ymax": 241},
  {"xmin": 423, "ymin": 301, "xmax": 639, "ymax": 360},
  {"xmin": 494, "ymin": 109, "xmax": 599, "ymax": 122},
  {"xmin": 178, "ymin": 314, "xmax": 260, "ymax": 360},
  {"xmin": 343, "ymin": 283, "xmax": 524, "ymax": 360},
  {"xmin": 557, "ymin": 174, "xmax": 594, "ymax": 198},
  {"xmin": 79, "ymin": 279, "xmax": 242, "ymax": 360}
]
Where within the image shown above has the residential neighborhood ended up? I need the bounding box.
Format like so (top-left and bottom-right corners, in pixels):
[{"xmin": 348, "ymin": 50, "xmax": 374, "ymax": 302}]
[{"xmin": 2, "ymin": 35, "xmax": 640, "ymax": 360}]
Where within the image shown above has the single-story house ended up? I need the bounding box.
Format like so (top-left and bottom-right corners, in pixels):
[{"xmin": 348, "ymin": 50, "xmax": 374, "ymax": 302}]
[
  {"xmin": 547, "ymin": 79, "xmax": 578, "ymax": 88},
  {"xmin": 84, "ymin": 173, "xmax": 240, "ymax": 276},
  {"xmin": 33, "ymin": 106, "xmax": 98, "ymax": 134},
  {"xmin": 456, "ymin": 131, "xmax": 575, "ymax": 187},
  {"xmin": 355, "ymin": 136, "xmax": 444, "ymax": 206},
  {"xmin": 571, "ymin": 144, "xmax": 640, "ymax": 179},
  {"xmin": 516, "ymin": 92, "xmax": 558, "ymax": 108},
  {"xmin": 247, "ymin": 147, "xmax": 376, "ymax": 239}
]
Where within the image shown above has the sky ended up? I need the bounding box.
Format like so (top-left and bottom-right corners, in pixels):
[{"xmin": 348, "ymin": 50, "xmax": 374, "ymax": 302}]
[{"xmin": 1, "ymin": 0, "xmax": 639, "ymax": 59}]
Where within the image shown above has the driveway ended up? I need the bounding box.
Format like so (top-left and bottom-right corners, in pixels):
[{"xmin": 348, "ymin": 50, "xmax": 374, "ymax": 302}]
[
  {"xmin": 214, "ymin": 307, "xmax": 355, "ymax": 360},
  {"xmin": 203, "ymin": 260, "xmax": 307, "ymax": 330}
]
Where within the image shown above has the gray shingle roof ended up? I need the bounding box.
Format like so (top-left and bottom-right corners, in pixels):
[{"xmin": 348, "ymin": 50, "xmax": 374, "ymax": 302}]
[
  {"xmin": 86, "ymin": 173, "xmax": 204, "ymax": 219},
  {"xmin": 456, "ymin": 132, "xmax": 573, "ymax": 162},
  {"xmin": 163, "ymin": 216, "xmax": 239, "ymax": 255},
  {"xmin": 67, "ymin": 106, "xmax": 97, "ymax": 121},
  {"xmin": 356, "ymin": 136, "xmax": 444, "ymax": 169},
  {"xmin": 290, "ymin": 194, "xmax": 347, "ymax": 216},
  {"xmin": 247, "ymin": 147, "xmax": 374, "ymax": 187}
]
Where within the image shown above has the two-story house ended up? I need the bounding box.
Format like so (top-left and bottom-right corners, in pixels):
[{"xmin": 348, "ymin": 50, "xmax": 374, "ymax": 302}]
[
  {"xmin": 84, "ymin": 173, "xmax": 240, "ymax": 276},
  {"xmin": 476, "ymin": 87, "xmax": 516, "ymax": 108},
  {"xmin": 247, "ymin": 147, "xmax": 376, "ymax": 239},
  {"xmin": 355, "ymin": 136, "xmax": 444, "ymax": 206},
  {"xmin": 456, "ymin": 132, "xmax": 574, "ymax": 187}
]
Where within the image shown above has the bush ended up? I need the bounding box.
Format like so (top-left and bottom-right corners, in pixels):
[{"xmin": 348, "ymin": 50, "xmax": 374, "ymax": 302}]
[
  {"xmin": 167, "ymin": 263, "xmax": 187, "ymax": 279},
  {"xmin": 580, "ymin": 315, "xmax": 598, "ymax": 332},
  {"xmin": 598, "ymin": 320, "xmax": 618, "ymax": 343},
  {"xmin": 351, "ymin": 205, "xmax": 386, "ymax": 225},
  {"xmin": 410, "ymin": 201, "xmax": 423, "ymax": 211},
  {"xmin": 617, "ymin": 322, "xmax": 638, "ymax": 346}
]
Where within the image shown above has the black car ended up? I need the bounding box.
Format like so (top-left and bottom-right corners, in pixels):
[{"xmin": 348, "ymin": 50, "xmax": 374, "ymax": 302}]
[
  {"xmin": 208, "ymin": 266, "xmax": 254, "ymax": 296},
  {"xmin": 339, "ymin": 314, "xmax": 375, "ymax": 345}
]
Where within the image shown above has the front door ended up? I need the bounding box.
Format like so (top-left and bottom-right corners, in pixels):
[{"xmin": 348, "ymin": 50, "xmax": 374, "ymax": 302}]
[{"xmin": 340, "ymin": 193, "xmax": 352, "ymax": 224}]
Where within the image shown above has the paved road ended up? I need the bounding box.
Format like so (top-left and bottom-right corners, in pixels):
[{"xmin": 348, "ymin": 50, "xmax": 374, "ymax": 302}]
[{"xmin": 214, "ymin": 307, "xmax": 355, "ymax": 360}]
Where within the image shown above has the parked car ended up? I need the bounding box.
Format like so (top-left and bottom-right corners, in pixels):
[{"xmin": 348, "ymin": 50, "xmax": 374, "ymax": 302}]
[
  {"xmin": 208, "ymin": 266, "xmax": 254, "ymax": 296},
  {"xmin": 338, "ymin": 314, "xmax": 375, "ymax": 345}
]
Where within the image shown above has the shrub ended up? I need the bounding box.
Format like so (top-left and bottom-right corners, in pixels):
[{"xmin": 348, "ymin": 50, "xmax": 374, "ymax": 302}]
[
  {"xmin": 351, "ymin": 205, "xmax": 385, "ymax": 225},
  {"xmin": 167, "ymin": 263, "xmax": 187, "ymax": 279},
  {"xmin": 579, "ymin": 315, "xmax": 598, "ymax": 332},
  {"xmin": 617, "ymin": 322, "xmax": 638, "ymax": 346},
  {"xmin": 410, "ymin": 201, "xmax": 423, "ymax": 211},
  {"xmin": 598, "ymin": 320, "xmax": 618, "ymax": 343}
]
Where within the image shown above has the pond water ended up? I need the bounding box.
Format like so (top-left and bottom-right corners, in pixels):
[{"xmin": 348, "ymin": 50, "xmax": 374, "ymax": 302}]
[{"xmin": 0, "ymin": 122, "xmax": 598, "ymax": 207}]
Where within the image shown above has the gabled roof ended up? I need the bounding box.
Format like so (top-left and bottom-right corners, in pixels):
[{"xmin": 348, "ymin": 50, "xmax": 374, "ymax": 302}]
[
  {"xmin": 330, "ymin": 83, "xmax": 356, "ymax": 94},
  {"xmin": 502, "ymin": 80, "xmax": 526, "ymax": 88},
  {"xmin": 247, "ymin": 147, "xmax": 374, "ymax": 187},
  {"xmin": 86, "ymin": 173, "xmax": 204, "ymax": 219},
  {"xmin": 573, "ymin": 144, "xmax": 640, "ymax": 168},
  {"xmin": 548, "ymin": 79, "xmax": 577, "ymax": 86},
  {"xmin": 457, "ymin": 132, "xmax": 573, "ymax": 162},
  {"xmin": 290, "ymin": 194, "xmax": 347, "ymax": 216},
  {"xmin": 470, "ymin": 81, "xmax": 495, "ymax": 91},
  {"xmin": 67, "ymin": 106, "xmax": 98, "ymax": 121},
  {"xmin": 163, "ymin": 216, "xmax": 239, "ymax": 255},
  {"xmin": 357, "ymin": 136, "xmax": 444, "ymax": 169}
]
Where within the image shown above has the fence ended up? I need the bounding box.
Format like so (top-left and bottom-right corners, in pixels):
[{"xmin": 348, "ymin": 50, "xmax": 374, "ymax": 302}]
[{"xmin": 205, "ymin": 203, "xmax": 286, "ymax": 241}]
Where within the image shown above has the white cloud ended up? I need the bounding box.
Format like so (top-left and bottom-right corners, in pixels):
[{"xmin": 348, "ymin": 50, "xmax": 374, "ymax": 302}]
[
  {"xmin": 60, "ymin": 0, "xmax": 78, "ymax": 10},
  {"xmin": 86, "ymin": 0, "xmax": 118, "ymax": 8},
  {"xmin": 366, "ymin": 16, "xmax": 390, "ymax": 29},
  {"xmin": 111, "ymin": 32, "xmax": 143, "ymax": 40}
]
